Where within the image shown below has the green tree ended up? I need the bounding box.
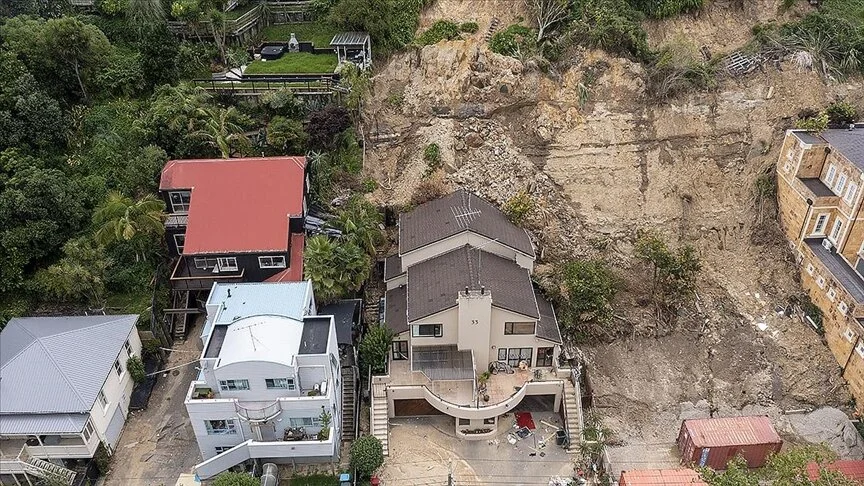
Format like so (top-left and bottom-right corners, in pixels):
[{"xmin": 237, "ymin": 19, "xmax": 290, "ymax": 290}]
[
  {"xmin": 266, "ymin": 116, "xmax": 308, "ymax": 154},
  {"xmin": 329, "ymin": 0, "xmax": 428, "ymax": 53},
  {"xmin": 39, "ymin": 17, "xmax": 113, "ymax": 101},
  {"xmin": 634, "ymin": 231, "xmax": 701, "ymax": 312},
  {"xmin": 93, "ymin": 192, "xmax": 165, "ymax": 261},
  {"xmin": 303, "ymin": 235, "xmax": 371, "ymax": 303},
  {"xmin": 332, "ymin": 196, "xmax": 384, "ymax": 255},
  {"xmin": 555, "ymin": 259, "xmax": 617, "ymax": 339},
  {"xmin": 193, "ymin": 106, "xmax": 252, "ymax": 158},
  {"xmin": 33, "ymin": 237, "xmax": 110, "ymax": 308},
  {"xmin": 700, "ymin": 445, "xmax": 858, "ymax": 486},
  {"xmin": 350, "ymin": 435, "xmax": 384, "ymax": 479},
  {"xmin": 260, "ymin": 88, "xmax": 305, "ymax": 119},
  {"xmin": 142, "ymin": 83, "xmax": 214, "ymax": 158},
  {"xmin": 503, "ymin": 190, "xmax": 534, "ymax": 226},
  {"xmin": 826, "ymin": 100, "xmax": 858, "ymax": 128},
  {"xmin": 211, "ymin": 471, "xmax": 258, "ymax": 486},
  {"xmin": 126, "ymin": 0, "xmax": 166, "ymax": 32},
  {"xmin": 0, "ymin": 51, "xmax": 66, "ymax": 152},
  {"xmin": 359, "ymin": 324, "xmax": 394, "ymax": 374}
]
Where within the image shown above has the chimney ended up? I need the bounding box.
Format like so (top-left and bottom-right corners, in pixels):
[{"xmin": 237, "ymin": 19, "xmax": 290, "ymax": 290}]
[{"xmin": 849, "ymin": 123, "xmax": 855, "ymax": 131}]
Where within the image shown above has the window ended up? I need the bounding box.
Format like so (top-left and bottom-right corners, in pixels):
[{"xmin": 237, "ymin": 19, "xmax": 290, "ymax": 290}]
[
  {"xmin": 825, "ymin": 164, "xmax": 838, "ymax": 185},
  {"xmin": 458, "ymin": 418, "xmax": 470, "ymax": 426},
  {"xmin": 840, "ymin": 302, "xmax": 849, "ymax": 315},
  {"xmin": 215, "ymin": 446, "xmax": 234, "ymax": 454},
  {"xmin": 258, "ymin": 256, "xmax": 286, "ymax": 269},
  {"xmin": 828, "ymin": 288, "xmax": 837, "ymax": 301},
  {"xmin": 817, "ymin": 275, "xmax": 826, "ymax": 289},
  {"xmin": 846, "ymin": 182, "xmax": 859, "ymax": 204},
  {"xmin": 536, "ymin": 347, "xmax": 554, "ymax": 367},
  {"xmin": 499, "ymin": 348, "xmax": 533, "ymax": 367},
  {"xmin": 173, "ymin": 234, "xmax": 186, "ymax": 254},
  {"xmin": 783, "ymin": 162, "xmax": 792, "ymax": 173},
  {"xmin": 114, "ymin": 358, "xmax": 123, "ymax": 377},
  {"xmin": 124, "ymin": 339, "xmax": 134, "ymax": 357},
  {"xmin": 169, "ymin": 191, "xmax": 191, "ymax": 212},
  {"xmin": 813, "ymin": 214, "xmax": 829, "ymax": 235},
  {"xmin": 412, "ymin": 324, "xmax": 442, "ymax": 337},
  {"xmin": 483, "ymin": 417, "xmax": 496, "ymax": 425},
  {"xmin": 218, "ymin": 379, "xmax": 249, "ymax": 391},
  {"xmin": 856, "ymin": 341, "xmax": 864, "ymax": 359},
  {"xmin": 845, "ymin": 328, "xmax": 855, "ymax": 343},
  {"xmin": 830, "ymin": 219, "xmax": 844, "ymax": 243},
  {"xmin": 82, "ymin": 420, "xmax": 94, "ymax": 442},
  {"xmin": 392, "ymin": 341, "xmax": 408, "ymax": 360},
  {"xmin": 835, "ymin": 173, "xmax": 848, "ymax": 195},
  {"xmin": 265, "ymin": 378, "xmax": 294, "ymax": 390},
  {"xmin": 504, "ymin": 322, "xmax": 536, "ymax": 335},
  {"xmin": 217, "ymin": 257, "xmax": 238, "ymax": 272},
  {"xmin": 806, "ymin": 263, "xmax": 815, "ymax": 275},
  {"xmin": 289, "ymin": 417, "xmax": 321, "ymax": 427},
  {"xmin": 97, "ymin": 390, "xmax": 108, "ymax": 410},
  {"xmin": 205, "ymin": 419, "xmax": 237, "ymax": 435},
  {"xmin": 194, "ymin": 257, "xmax": 218, "ymax": 269}
]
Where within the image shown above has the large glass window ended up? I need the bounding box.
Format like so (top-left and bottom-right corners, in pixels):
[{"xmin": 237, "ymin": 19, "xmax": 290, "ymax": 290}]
[
  {"xmin": 218, "ymin": 379, "xmax": 249, "ymax": 391},
  {"xmin": 194, "ymin": 257, "xmax": 218, "ymax": 269},
  {"xmin": 412, "ymin": 324, "xmax": 442, "ymax": 337},
  {"xmin": 265, "ymin": 378, "xmax": 295, "ymax": 390},
  {"xmin": 392, "ymin": 341, "xmax": 408, "ymax": 360},
  {"xmin": 504, "ymin": 322, "xmax": 535, "ymax": 335},
  {"xmin": 499, "ymin": 348, "xmax": 533, "ymax": 367},
  {"xmin": 169, "ymin": 191, "xmax": 191, "ymax": 212},
  {"xmin": 536, "ymin": 347, "xmax": 554, "ymax": 367},
  {"xmin": 205, "ymin": 419, "xmax": 237, "ymax": 435}
]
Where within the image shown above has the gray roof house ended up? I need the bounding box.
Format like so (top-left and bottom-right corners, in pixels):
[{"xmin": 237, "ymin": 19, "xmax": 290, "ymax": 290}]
[{"xmin": 0, "ymin": 315, "xmax": 142, "ymax": 483}]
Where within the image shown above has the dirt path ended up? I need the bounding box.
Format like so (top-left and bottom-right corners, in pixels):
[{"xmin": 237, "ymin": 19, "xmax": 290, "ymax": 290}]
[{"xmin": 103, "ymin": 326, "xmax": 202, "ymax": 486}]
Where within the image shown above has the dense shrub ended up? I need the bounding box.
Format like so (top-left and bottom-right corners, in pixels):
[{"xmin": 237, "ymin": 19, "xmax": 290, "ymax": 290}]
[
  {"xmin": 489, "ymin": 24, "xmax": 537, "ymax": 57},
  {"xmin": 460, "ymin": 22, "xmax": 479, "ymax": 34},
  {"xmin": 329, "ymin": 0, "xmax": 432, "ymax": 54},
  {"xmin": 127, "ymin": 355, "xmax": 146, "ymax": 383},
  {"xmin": 628, "ymin": 0, "xmax": 702, "ymax": 19},
  {"xmin": 410, "ymin": 176, "xmax": 448, "ymax": 206},
  {"xmin": 212, "ymin": 472, "xmax": 258, "ymax": 486},
  {"xmin": 646, "ymin": 42, "xmax": 716, "ymax": 100},
  {"xmin": 359, "ymin": 324, "xmax": 394, "ymax": 374},
  {"xmin": 571, "ymin": 0, "xmax": 652, "ymax": 62},
  {"xmin": 416, "ymin": 20, "xmax": 462, "ymax": 45},
  {"xmin": 554, "ymin": 259, "xmax": 618, "ymax": 337},
  {"xmin": 826, "ymin": 101, "xmax": 859, "ymax": 128},
  {"xmin": 776, "ymin": 0, "xmax": 864, "ymax": 76},
  {"xmin": 503, "ymin": 190, "xmax": 534, "ymax": 226},
  {"xmin": 350, "ymin": 436, "xmax": 384, "ymax": 478}
]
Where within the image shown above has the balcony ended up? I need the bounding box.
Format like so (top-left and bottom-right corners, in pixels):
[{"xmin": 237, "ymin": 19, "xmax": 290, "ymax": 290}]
[
  {"xmin": 798, "ymin": 178, "xmax": 841, "ymax": 206},
  {"xmin": 170, "ymin": 258, "xmax": 245, "ymax": 291}
]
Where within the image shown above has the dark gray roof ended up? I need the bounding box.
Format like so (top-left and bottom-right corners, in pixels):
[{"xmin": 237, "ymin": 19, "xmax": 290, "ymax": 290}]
[
  {"xmin": 794, "ymin": 126, "xmax": 864, "ymax": 172},
  {"xmin": 385, "ymin": 286, "xmax": 408, "ymax": 334},
  {"xmin": 384, "ymin": 254, "xmax": 404, "ymax": 281},
  {"xmin": 319, "ymin": 299, "xmax": 361, "ymax": 346},
  {"xmin": 799, "ymin": 178, "xmax": 834, "ymax": 197},
  {"xmin": 299, "ymin": 317, "xmax": 331, "ymax": 354},
  {"xmin": 412, "ymin": 345, "xmax": 474, "ymax": 381},
  {"xmin": 793, "ymin": 131, "xmax": 826, "ymax": 146},
  {"xmin": 205, "ymin": 324, "xmax": 228, "ymax": 358},
  {"xmin": 805, "ymin": 238, "xmax": 864, "ymax": 303},
  {"xmin": 407, "ymin": 245, "xmax": 539, "ymax": 321},
  {"xmin": 330, "ymin": 32, "xmax": 370, "ymax": 46},
  {"xmin": 535, "ymin": 291, "xmax": 562, "ymax": 344},
  {"xmin": 0, "ymin": 315, "xmax": 138, "ymax": 415},
  {"xmin": 399, "ymin": 189, "xmax": 535, "ymax": 257}
]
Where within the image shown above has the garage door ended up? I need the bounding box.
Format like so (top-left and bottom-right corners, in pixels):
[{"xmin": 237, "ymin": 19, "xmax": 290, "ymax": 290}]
[
  {"xmin": 104, "ymin": 406, "xmax": 126, "ymax": 453},
  {"xmin": 393, "ymin": 399, "xmax": 445, "ymax": 417}
]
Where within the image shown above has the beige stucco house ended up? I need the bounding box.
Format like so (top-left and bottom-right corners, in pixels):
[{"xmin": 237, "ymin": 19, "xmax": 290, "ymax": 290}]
[{"xmin": 373, "ymin": 190, "xmax": 567, "ymax": 449}]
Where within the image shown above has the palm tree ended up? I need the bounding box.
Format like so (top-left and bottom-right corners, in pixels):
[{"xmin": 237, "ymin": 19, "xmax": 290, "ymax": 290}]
[
  {"xmin": 93, "ymin": 192, "xmax": 166, "ymax": 261},
  {"xmin": 193, "ymin": 106, "xmax": 251, "ymax": 158},
  {"xmin": 126, "ymin": 0, "xmax": 166, "ymax": 32}
]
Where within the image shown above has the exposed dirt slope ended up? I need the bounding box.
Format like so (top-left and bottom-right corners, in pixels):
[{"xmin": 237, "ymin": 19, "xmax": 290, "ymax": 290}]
[{"xmin": 364, "ymin": 0, "xmax": 864, "ymax": 454}]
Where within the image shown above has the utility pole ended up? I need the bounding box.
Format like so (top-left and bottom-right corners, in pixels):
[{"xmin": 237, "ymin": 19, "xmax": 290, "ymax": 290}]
[{"xmin": 448, "ymin": 458, "xmax": 454, "ymax": 486}]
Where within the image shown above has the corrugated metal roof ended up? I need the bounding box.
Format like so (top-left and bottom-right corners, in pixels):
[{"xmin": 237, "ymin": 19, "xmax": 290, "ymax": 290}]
[
  {"xmin": 0, "ymin": 413, "xmax": 89, "ymax": 435},
  {"xmin": 681, "ymin": 416, "xmax": 780, "ymax": 448},
  {"xmin": 807, "ymin": 461, "xmax": 864, "ymax": 481},
  {"xmin": 0, "ymin": 315, "xmax": 138, "ymax": 415},
  {"xmin": 330, "ymin": 32, "xmax": 370, "ymax": 46},
  {"xmin": 620, "ymin": 469, "xmax": 706, "ymax": 486}
]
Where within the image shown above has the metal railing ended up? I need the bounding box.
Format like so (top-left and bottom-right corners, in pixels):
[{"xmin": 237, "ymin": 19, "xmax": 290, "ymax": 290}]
[
  {"xmin": 235, "ymin": 401, "xmax": 282, "ymax": 422},
  {"xmin": 192, "ymin": 76, "xmax": 338, "ymax": 96}
]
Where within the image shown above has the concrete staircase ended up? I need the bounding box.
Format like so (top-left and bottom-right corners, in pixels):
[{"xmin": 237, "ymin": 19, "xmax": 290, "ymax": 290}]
[
  {"xmin": 341, "ymin": 366, "xmax": 358, "ymax": 442},
  {"xmin": 371, "ymin": 383, "xmax": 389, "ymax": 456},
  {"xmin": 562, "ymin": 377, "xmax": 583, "ymax": 454},
  {"xmin": 22, "ymin": 455, "xmax": 77, "ymax": 485}
]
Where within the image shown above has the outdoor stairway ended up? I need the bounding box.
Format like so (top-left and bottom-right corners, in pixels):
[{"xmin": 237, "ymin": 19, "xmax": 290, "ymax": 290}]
[
  {"xmin": 341, "ymin": 366, "xmax": 358, "ymax": 442},
  {"xmin": 22, "ymin": 455, "xmax": 77, "ymax": 485},
  {"xmin": 171, "ymin": 290, "xmax": 191, "ymax": 339},
  {"xmin": 371, "ymin": 383, "xmax": 389, "ymax": 456},
  {"xmin": 562, "ymin": 377, "xmax": 583, "ymax": 454},
  {"xmin": 484, "ymin": 17, "xmax": 500, "ymax": 42}
]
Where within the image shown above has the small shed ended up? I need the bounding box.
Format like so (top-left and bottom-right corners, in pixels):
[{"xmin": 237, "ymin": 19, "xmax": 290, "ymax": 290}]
[
  {"xmin": 678, "ymin": 416, "xmax": 782, "ymax": 469},
  {"xmin": 331, "ymin": 32, "xmax": 372, "ymax": 68},
  {"xmin": 807, "ymin": 461, "xmax": 864, "ymax": 482},
  {"xmin": 619, "ymin": 469, "xmax": 706, "ymax": 486}
]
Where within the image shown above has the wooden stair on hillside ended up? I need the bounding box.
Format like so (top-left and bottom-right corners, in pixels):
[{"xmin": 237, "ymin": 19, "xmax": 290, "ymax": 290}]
[
  {"xmin": 341, "ymin": 366, "xmax": 358, "ymax": 442},
  {"xmin": 484, "ymin": 17, "xmax": 500, "ymax": 42}
]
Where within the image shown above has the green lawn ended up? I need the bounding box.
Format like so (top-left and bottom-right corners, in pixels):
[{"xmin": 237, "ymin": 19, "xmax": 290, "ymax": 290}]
[
  {"xmin": 244, "ymin": 53, "xmax": 338, "ymax": 74},
  {"xmin": 288, "ymin": 474, "xmax": 340, "ymax": 486},
  {"xmin": 262, "ymin": 22, "xmax": 340, "ymax": 48},
  {"xmin": 224, "ymin": 2, "xmax": 259, "ymax": 20}
]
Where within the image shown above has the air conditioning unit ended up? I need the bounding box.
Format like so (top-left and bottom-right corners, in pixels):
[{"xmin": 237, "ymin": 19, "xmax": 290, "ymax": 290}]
[{"xmin": 822, "ymin": 239, "xmax": 833, "ymax": 251}]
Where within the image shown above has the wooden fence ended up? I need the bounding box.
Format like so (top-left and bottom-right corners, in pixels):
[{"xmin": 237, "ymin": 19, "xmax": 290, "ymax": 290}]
[{"xmin": 192, "ymin": 75, "xmax": 339, "ymax": 97}]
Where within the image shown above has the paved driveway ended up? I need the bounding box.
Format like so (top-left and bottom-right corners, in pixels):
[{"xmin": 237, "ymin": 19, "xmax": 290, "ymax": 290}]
[
  {"xmin": 103, "ymin": 325, "xmax": 203, "ymax": 486},
  {"xmin": 381, "ymin": 412, "xmax": 577, "ymax": 485}
]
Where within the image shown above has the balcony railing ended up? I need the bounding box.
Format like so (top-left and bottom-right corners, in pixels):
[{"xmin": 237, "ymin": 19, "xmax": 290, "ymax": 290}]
[
  {"xmin": 235, "ymin": 401, "xmax": 282, "ymax": 422},
  {"xmin": 170, "ymin": 258, "xmax": 245, "ymax": 291}
]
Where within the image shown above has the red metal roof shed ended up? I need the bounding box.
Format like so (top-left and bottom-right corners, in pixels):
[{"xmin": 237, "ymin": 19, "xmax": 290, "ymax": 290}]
[
  {"xmin": 678, "ymin": 416, "xmax": 782, "ymax": 469},
  {"xmin": 619, "ymin": 469, "xmax": 707, "ymax": 486},
  {"xmin": 807, "ymin": 461, "xmax": 864, "ymax": 482},
  {"xmin": 160, "ymin": 157, "xmax": 306, "ymax": 255}
]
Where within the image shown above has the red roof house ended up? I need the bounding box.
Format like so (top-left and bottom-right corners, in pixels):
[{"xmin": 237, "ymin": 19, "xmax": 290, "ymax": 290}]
[
  {"xmin": 160, "ymin": 157, "xmax": 307, "ymax": 289},
  {"xmin": 807, "ymin": 461, "xmax": 864, "ymax": 482},
  {"xmin": 619, "ymin": 469, "xmax": 707, "ymax": 486}
]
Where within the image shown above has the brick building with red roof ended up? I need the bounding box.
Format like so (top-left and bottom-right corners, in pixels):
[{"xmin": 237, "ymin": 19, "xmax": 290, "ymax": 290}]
[
  {"xmin": 159, "ymin": 157, "xmax": 308, "ymax": 293},
  {"xmin": 807, "ymin": 460, "xmax": 864, "ymax": 482}
]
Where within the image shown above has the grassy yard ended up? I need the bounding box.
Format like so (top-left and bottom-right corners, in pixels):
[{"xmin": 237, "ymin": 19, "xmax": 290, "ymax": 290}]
[
  {"xmin": 262, "ymin": 22, "xmax": 340, "ymax": 48},
  {"xmin": 288, "ymin": 474, "xmax": 340, "ymax": 486},
  {"xmin": 224, "ymin": 2, "xmax": 259, "ymax": 20},
  {"xmin": 244, "ymin": 53, "xmax": 338, "ymax": 74}
]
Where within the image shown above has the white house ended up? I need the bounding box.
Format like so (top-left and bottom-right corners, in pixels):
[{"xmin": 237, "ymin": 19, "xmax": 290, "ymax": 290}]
[
  {"xmin": 185, "ymin": 281, "xmax": 341, "ymax": 480},
  {"xmin": 378, "ymin": 190, "xmax": 565, "ymax": 446},
  {"xmin": 0, "ymin": 315, "xmax": 142, "ymax": 485}
]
